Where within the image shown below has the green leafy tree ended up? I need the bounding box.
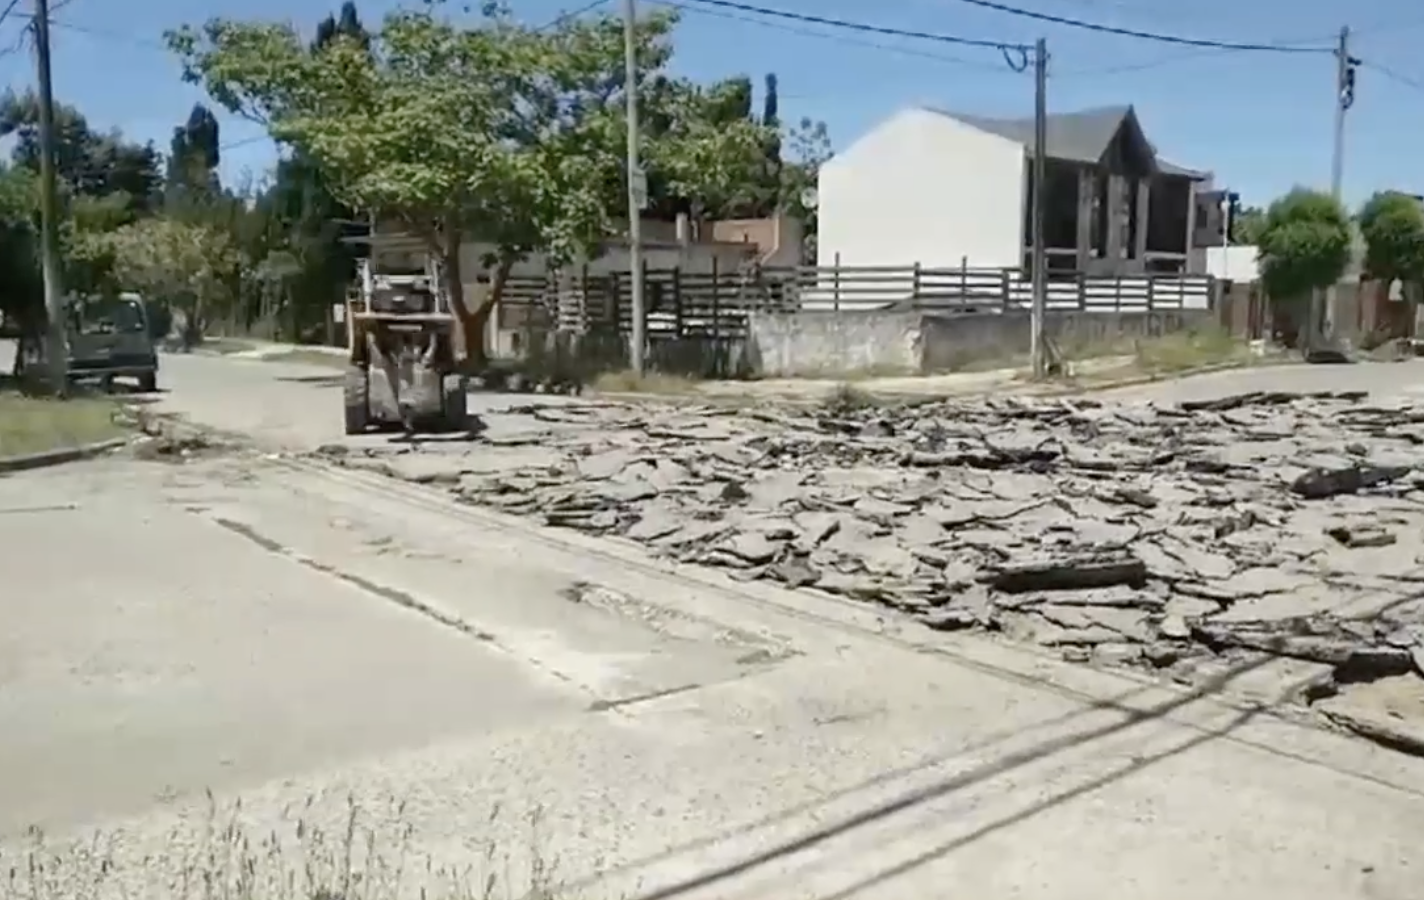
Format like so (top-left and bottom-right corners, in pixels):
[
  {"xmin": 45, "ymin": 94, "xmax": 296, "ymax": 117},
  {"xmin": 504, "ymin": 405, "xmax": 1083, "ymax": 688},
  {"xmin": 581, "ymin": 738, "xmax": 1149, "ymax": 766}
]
[
  {"xmin": 1230, "ymin": 205, "xmax": 1266, "ymax": 245},
  {"xmin": 166, "ymin": 103, "xmax": 222, "ymax": 199},
  {"xmin": 167, "ymin": 0, "xmax": 770, "ymax": 364},
  {"xmin": 1255, "ymin": 188, "xmax": 1352, "ymax": 303},
  {"xmin": 0, "ymin": 90, "xmax": 161, "ymax": 215},
  {"xmin": 238, "ymin": 1, "xmax": 369, "ymax": 343},
  {"xmin": 314, "ymin": 1, "xmax": 370, "ymax": 52},
  {"xmin": 781, "ymin": 116, "xmax": 831, "ymax": 262},
  {"xmin": 1357, "ymin": 190, "xmax": 1424, "ymax": 299},
  {"xmin": 759, "ymin": 73, "xmax": 781, "ymax": 211},
  {"xmin": 0, "ymin": 90, "xmax": 163, "ymax": 302},
  {"xmin": 64, "ymin": 191, "xmax": 138, "ymax": 298},
  {"xmin": 107, "ymin": 216, "xmax": 240, "ymax": 346},
  {"xmin": 0, "ymin": 164, "xmax": 42, "ymax": 352}
]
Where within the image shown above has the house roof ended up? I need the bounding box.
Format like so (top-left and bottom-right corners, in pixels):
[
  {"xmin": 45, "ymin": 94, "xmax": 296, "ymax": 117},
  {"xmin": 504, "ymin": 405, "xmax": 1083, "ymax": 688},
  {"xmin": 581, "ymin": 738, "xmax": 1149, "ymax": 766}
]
[{"xmin": 927, "ymin": 104, "xmax": 1208, "ymax": 179}]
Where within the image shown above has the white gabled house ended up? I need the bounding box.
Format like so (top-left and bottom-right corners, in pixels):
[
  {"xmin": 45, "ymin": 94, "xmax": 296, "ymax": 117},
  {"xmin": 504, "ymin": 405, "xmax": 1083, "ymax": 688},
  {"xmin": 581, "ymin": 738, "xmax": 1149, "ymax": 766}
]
[{"xmin": 817, "ymin": 105, "xmax": 1220, "ymax": 280}]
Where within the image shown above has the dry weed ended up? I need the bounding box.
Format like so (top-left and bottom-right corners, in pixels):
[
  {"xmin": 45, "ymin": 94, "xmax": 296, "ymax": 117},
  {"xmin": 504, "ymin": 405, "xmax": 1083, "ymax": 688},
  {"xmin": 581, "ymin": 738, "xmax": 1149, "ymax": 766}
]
[
  {"xmin": 1, "ymin": 793, "xmax": 574, "ymax": 900},
  {"xmin": 587, "ymin": 370, "xmax": 701, "ymax": 396}
]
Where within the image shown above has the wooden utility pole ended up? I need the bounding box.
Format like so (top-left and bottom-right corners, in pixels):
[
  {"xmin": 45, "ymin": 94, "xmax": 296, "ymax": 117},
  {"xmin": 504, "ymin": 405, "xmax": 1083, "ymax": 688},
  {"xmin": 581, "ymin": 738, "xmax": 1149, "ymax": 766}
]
[
  {"xmin": 622, "ymin": 0, "xmax": 647, "ymax": 375},
  {"xmin": 32, "ymin": 0, "xmax": 67, "ymax": 394},
  {"xmin": 1029, "ymin": 38, "xmax": 1049, "ymax": 380}
]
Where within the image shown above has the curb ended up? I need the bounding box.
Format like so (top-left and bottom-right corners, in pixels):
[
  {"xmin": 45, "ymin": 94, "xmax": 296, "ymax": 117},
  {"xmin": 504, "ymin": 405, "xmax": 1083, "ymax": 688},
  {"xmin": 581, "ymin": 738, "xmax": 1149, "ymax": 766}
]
[
  {"xmin": 1034, "ymin": 359, "xmax": 1255, "ymax": 395},
  {"xmin": 586, "ymin": 360, "xmax": 1281, "ymax": 407},
  {"xmin": 0, "ymin": 436, "xmax": 133, "ymax": 475}
]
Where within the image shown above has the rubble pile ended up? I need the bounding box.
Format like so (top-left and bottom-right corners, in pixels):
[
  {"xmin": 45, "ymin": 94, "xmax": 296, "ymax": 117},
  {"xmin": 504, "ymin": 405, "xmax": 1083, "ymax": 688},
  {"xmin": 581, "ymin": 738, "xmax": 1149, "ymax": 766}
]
[{"xmin": 336, "ymin": 390, "xmax": 1424, "ymax": 742}]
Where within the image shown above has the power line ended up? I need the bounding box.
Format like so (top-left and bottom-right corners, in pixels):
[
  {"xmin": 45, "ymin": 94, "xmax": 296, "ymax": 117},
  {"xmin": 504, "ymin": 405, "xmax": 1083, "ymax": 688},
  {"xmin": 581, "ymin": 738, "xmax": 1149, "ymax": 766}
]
[
  {"xmin": 679, "ymin": 0, "xmax": 1031, "ymax": 54},
  {"xmin": 937, "ymin": 0, "xmax": 1332, "ymax": 53},
  {"xmin": 1057, "ymin": 24, "xmax": 1358, "ymax": 77},
  {"xmin": 0, "ymin": 0, "xmax": 23, "ymax": 29},
  {"xmin": 536, "ymin": 0, "xmax": 612, "ymax": 31},
  {"xmin": 1358, "ymin": 58, "xmax": 1424, "ymax": 93},
  {"xmin": 655, "ymin": 0, "xmax": 1009, "ymax": 72}
]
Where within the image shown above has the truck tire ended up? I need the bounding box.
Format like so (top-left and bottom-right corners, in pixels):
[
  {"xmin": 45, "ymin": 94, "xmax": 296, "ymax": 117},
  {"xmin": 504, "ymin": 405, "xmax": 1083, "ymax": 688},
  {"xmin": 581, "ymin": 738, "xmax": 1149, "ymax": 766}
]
[
  {"xmin": 343, "ymin": 365, "xmax": 370, "ymax": 435},
  {"xmin": 441, "ymin": 374, "xmax": 469, "ymax": 433},
  {"xmin": 137, "ymin": 372, "xmax": 157, "ymax": 393}
]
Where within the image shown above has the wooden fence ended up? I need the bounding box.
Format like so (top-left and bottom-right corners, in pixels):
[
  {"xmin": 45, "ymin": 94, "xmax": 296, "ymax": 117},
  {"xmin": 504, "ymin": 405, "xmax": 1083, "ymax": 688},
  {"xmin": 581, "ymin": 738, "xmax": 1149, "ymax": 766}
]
[
  {"xmin": 497, "ymin": 265, "xmax": 797, "ymax": 341},
  {"xmin": 495, "ymin": 262, "xmax": 1217, "ymax": 343}
]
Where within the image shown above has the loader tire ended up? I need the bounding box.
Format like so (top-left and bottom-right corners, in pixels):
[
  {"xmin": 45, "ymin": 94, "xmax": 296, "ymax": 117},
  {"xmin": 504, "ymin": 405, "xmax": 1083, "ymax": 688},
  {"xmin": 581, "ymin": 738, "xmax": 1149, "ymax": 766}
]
[
  {"xmin": 343, "ymin": 364, "xmax": 370, "ymax": 435},
  {"xmin": 441, "ymin": 374, "xmax": 470, "ymax": 433}
]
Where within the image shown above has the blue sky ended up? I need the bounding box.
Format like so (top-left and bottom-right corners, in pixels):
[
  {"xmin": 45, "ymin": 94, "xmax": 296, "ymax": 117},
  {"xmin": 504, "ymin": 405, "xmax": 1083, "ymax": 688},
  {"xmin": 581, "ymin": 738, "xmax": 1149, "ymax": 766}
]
[{"xmin": 3, "ymin": 0, "xmax": 1423, "ymax": 208}]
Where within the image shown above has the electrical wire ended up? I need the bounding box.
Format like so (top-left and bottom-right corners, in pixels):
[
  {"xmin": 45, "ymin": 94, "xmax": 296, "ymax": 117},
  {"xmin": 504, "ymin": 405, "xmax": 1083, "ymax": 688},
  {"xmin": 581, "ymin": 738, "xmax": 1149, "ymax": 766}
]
[
  {"xmin": 536, "ymin": 0, "xmax": 612, "ymax": 31},
  {"xmin": 937, "ymin": 0, "xmax": 1331, "ymax": 54},
  {"xmin": 678, "ymin": 0, "xmax": 1031, "ymax": 70},
  {"xmin": 654, "ymin": 0, "xmax": 1009, "ymax": 72},
  {"xmin": 0, "ymin": 0, "xmax": 22, "ymax": 30},
  {"xmin": 1358, "ymin": 59, "xmax": 1424, "ymax": 93},
  {"xmin": 1057, "ymin": 23, "xmax": 1359, "ymax": 77}
]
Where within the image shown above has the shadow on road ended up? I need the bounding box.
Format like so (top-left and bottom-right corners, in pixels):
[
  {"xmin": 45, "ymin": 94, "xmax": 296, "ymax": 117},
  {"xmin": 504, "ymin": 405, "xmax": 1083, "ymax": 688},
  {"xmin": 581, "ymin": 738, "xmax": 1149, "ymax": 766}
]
[
  {"xmin": 621, "ymin": 651, "xmax": 1318, "ymax": 900},
  {"xmin": 274, "ymin": 374, "xmax": 345, "ymax": 387}
]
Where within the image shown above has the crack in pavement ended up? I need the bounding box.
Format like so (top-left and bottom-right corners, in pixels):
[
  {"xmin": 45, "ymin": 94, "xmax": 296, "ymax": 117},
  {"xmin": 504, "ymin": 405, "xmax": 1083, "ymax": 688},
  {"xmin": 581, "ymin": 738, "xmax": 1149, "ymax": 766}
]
[{"xmin": 202, "ymin": 513, "xmax": 753, "ymax": 717}]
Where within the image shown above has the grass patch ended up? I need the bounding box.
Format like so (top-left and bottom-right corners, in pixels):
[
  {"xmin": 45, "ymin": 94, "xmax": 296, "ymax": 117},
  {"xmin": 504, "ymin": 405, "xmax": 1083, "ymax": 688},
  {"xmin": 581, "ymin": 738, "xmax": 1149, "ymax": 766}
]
[
  {"xmin": 1127, "ymin": 325, "xmax": 1247, "ymax": 373},
  {"xmin": 1044, "ymin": 326, "xmax": 1269, "ymax": 388},
  {"xmin": 588, "ymin": 369, "xmax": 702, "ymax": 395},
  {"xmin": 0, "ymin": 391, "xmax": 129, "ymax": 458}
]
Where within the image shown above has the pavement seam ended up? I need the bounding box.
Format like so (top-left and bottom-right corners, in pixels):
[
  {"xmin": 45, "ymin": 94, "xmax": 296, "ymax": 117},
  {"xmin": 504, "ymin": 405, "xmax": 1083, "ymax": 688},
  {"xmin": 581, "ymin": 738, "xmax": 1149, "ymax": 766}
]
[
  {"xmin": 197, "ymin": 511, "xmax": 606, "ymax": 701},
  {"xmin": 194, "ymin": 506, "xmax": 745, "ymax": 718}
]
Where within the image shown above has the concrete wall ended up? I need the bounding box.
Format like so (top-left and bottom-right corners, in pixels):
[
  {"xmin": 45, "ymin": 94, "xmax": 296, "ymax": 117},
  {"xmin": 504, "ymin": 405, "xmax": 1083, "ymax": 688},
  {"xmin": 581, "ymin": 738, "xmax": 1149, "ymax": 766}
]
[
  {"xmin": 747, "ymin": 308, "xmax": 1213, "ymax": 377},
  {"xmin": 745, "ymin": 310, "xmax": 925, "ymax": 377},
  {"xmin": 921, "ymin": 310, "xmax": 1207, "ymax": 372},
  {"xmin": 816, "ymin": 107, "xmax": 1026, "ymax": 272},
  {"xmin": 1205, "ymin": 245, "xmax": 1260, "ymax": 282}
]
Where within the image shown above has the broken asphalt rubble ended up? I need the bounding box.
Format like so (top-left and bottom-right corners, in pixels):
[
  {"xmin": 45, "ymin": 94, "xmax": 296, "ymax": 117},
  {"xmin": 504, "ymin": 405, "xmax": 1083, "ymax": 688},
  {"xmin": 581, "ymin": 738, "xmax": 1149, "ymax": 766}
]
[{"xmin": 323, "ymin": 389, "xmax": 1424, "ymax": 754}]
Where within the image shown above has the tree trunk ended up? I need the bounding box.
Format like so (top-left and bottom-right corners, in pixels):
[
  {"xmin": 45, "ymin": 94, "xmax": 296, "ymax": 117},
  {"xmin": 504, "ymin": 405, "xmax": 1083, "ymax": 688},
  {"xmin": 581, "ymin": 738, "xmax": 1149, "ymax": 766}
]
[
  {"xmin": 439, "ymin": 239, "xmax": 510, "ymax": 372},
  {"xmin": 439, "ymin": 240, "xmax": 479, "ymax": 369}
]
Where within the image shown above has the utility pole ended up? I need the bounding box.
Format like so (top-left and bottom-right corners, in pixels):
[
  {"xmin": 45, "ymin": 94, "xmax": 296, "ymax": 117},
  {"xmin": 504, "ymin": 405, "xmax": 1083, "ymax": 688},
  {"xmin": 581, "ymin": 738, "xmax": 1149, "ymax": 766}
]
[
  {"xmin": 1029, "ymin": 38, "xmax": 1049, "ymax": 380},
  {"xmin": 622, "ymin": 0, "xmax": 647, "ymax": 376},
  {"xmin": 1330, "ymin": 26, "xmax": 1350, "ymax": 205},
  {"xmin": 32, "ymin": 0, "xmax": 67, "ymax": 395},
  {"xmin": 1320, "ymin": 25, "xmax": 1353, "ymax": 343}
]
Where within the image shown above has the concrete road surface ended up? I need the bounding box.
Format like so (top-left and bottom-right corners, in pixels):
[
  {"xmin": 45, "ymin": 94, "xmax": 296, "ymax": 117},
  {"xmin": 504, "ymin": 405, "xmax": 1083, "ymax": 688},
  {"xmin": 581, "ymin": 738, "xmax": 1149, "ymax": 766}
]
[
  {"xmin": 3, "ymin": 445, "xmax": 1424, "ymax": 899},
  {"xmin": 144, "ymin": 350, "xmax": 1424, "ymax": 451},
  {"xmin": 8, "ymin": 339, "xmax": 1424, "ymax": 449},
  {"xmin": 6, "ymin": 347, "xmax": 1424, "ymax": 898},
  {"xmin": 1099, "ymin": 359, "xmax": 1424, "ymax": 404}
]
